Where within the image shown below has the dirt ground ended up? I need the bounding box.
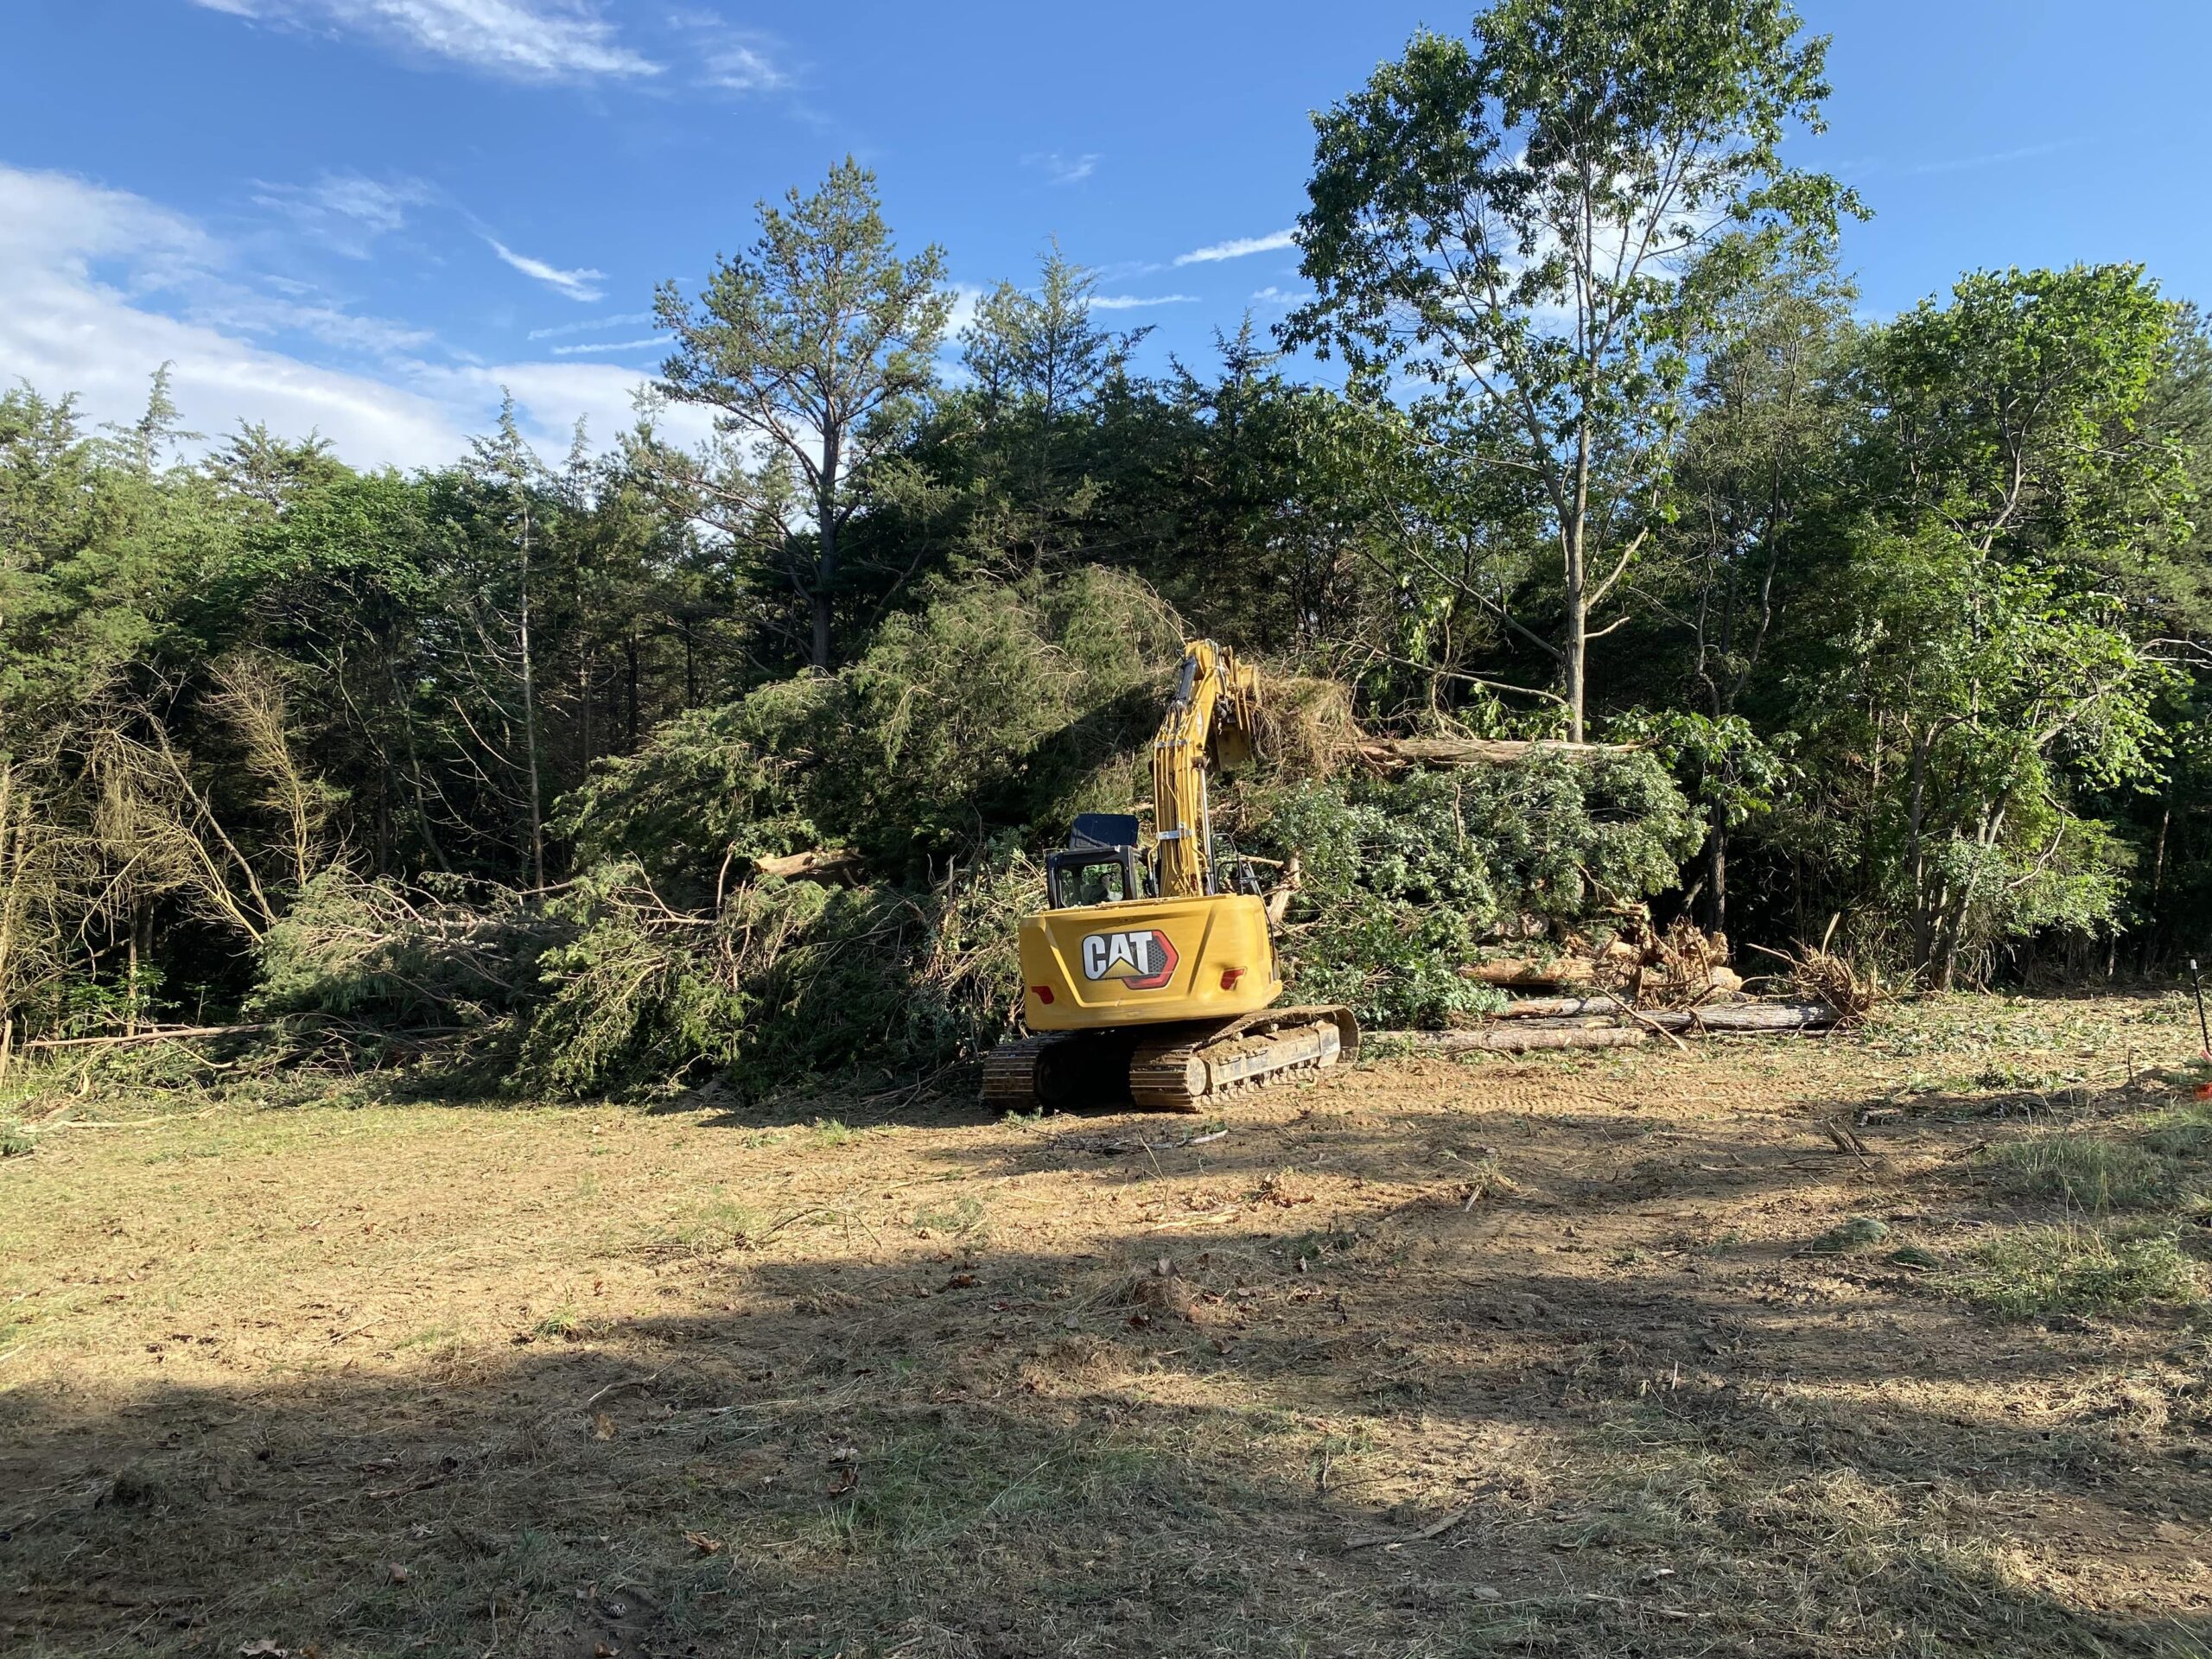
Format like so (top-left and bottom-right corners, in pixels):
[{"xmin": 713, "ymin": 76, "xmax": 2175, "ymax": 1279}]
[{"xmin": 6, "ymin": 992, "xmax": 2212, "ymax": 1657}]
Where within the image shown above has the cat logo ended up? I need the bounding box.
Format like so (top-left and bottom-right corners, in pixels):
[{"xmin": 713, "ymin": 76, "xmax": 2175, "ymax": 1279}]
[{"xmin": 1080, "ymin": 928, "xmax": 1179, "ymax": 991}]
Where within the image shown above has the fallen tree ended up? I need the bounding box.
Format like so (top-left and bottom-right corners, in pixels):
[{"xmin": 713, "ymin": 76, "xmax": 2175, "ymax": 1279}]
[
  {"xmin": 1386, "ymin": 1000, "xmax": 1837, "ymax": 1052},
  {"xmin": 1355, "ymin": 736, "xmax": 1641, "ymax": 768}
]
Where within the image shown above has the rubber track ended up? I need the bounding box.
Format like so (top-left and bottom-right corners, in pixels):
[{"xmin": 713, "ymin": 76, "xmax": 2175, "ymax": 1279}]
[
  {"xmin": 1128, "ymin": 1007, "xmax": 1357, "ymax": 1111},
  {"xmin": 980, "ymin": 1033, "xmax": 1068, "ymax": 1113}
]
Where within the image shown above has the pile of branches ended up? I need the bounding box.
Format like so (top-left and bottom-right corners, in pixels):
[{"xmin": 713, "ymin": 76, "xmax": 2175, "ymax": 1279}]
[{"xmin": 241, "ymin": 853, "xmax": 1034, "ymax": 1100}]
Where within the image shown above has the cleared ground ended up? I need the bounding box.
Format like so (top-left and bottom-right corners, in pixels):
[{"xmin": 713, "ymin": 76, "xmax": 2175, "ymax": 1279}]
[{"xmin": 5, "ymin": 993, "xmax": 2212, "ymax": 1657}]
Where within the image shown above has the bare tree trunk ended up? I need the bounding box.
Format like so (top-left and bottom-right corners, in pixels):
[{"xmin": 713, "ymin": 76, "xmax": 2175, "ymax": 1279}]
[
  {"xmin": 125, "ymin": 899, "xmax": 143, "ymax": 1036},
  {"xmin": 811, "ymin": 429, "xmax": 842, "ymax": 671},
  {"xmin": 1707, "ymin": 828, "xmax": 1728, "ymax": 936},
  {"xmin": 517, "ymin": 501, "xmax": 544, "ymax": 889},
  {"xmin": 626, "ymin": 632, "xmax": 640, "ymax": 747},
  {"xmin": 2139, "ymin": 801, "xmax": 2171, "ymax": 976}
]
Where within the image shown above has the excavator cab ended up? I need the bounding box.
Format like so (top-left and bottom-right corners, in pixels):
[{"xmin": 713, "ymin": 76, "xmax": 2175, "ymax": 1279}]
[{"xmin": 1045, "ymin": 814, "xmax": 1150, "ymax": 908}]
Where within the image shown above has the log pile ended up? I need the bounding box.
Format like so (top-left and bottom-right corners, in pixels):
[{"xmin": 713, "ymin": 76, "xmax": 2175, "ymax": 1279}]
[{"xmin": 1412, "ymin": 920, "xmax": 1847, "ymax": 1051}]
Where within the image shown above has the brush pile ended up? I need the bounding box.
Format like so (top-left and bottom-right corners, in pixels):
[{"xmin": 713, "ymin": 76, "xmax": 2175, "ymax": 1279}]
[{"xmin": 1395, "ymin": 918, "xmax": 1870, "ymax": 1052}]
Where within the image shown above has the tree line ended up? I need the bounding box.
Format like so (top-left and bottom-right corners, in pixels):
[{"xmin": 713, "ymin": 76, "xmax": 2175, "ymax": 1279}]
[{"xmin": 4, "ymin": 0, "xmax": 2209, "ymax": 1055}]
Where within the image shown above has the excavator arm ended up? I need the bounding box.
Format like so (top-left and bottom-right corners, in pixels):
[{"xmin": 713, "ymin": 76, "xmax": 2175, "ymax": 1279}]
[{"xmin": 1151, "ymin": 639, "xmax": 1260, "ymax": 899}]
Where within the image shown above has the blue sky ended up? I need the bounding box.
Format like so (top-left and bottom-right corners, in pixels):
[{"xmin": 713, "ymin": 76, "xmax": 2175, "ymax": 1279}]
[{"xmin": 2, "ymin": 0, "xmax": 2207, "ymax": 467}]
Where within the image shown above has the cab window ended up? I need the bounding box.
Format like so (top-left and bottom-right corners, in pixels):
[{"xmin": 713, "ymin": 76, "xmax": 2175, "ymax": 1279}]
[{"xmin": 1053, "ymin": 855, "xmax": 1128, "ymax": 908}]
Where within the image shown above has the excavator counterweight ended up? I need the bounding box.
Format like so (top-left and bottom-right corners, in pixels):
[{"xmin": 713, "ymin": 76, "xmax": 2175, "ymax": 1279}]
[{"xmin": 982, "ymin": 640, "xmax": 1357, "ymax": 1112}]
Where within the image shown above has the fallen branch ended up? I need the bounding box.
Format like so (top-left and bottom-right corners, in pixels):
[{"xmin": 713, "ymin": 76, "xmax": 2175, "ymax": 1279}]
[
  {"xmin": 1381, "ymin": 1001, "xmax": 1837, "ymax": 1053},
  {"xmin": 1356, "ymin": 736, "xmax": 1639, "ymax": 769},
  {"xmin": 1344, "ymin": 1504, "xmax": 1476, "ymax": 1550},
  {"xmin": 22, "ymin": 1023, "xmax": 273, "ymax": 1052},
  {"xmin": 1491, "ymin": 994, "xmax": 1632, "ymax": 1018},
  {"xmin": 1642, "ymin": 1002, "xmax": 1835, "ymax": 1034},
  {"xmin": 753, "ymin": 849, "xmax": 863, "ymax": 881},
  {"xmin": 31, "ymin": 1109, "xmax": 220, "ymax": 1132}
]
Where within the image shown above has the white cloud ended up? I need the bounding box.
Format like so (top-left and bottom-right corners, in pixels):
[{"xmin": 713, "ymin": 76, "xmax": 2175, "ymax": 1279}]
[
  {"xmin": 943, "ymin": 282, "xmax": 988, "ymax": 339},
  {"xmin": 1174, "ymin": 228, "xmax": 1296, "ymax": 265},
  {"xmin": 1249, "ymin": 285, "xmax": 1312, "ymax": 306},
  {"xmin": 550, "ymin": 337, "xmax": 660, "ymax": 355},
  {"xmin": 1908, "ymin": 139, "xmax": 2076, "ymax": 177},
  {"xmin": 1090, "ymin": 293, "xmax": 1198, "ymax": 310},
  {"xmin": 527, "ymin": 308, "xmax": 654, "ymax": 340},
  {"xmin": 1023, "ymin": 151, "xmax": 1098, "ymax": 186},
  {"xmin": 188, "ymin": 0, "xmax": 660, "ymax": 83},
  {"xmin": 485, "ymin": 236, "xmax": 606, "ymax": 302},
  {"xmin": 251, "ymin": 171, "xmax": 434, "ymax": 257},
  {"xmin": 0, "ymin": 164, "xmax": 703, "ymax": 469},
  {"xmin": 702, "ymin": 40, "xmax": 786, "ymax": 92}
]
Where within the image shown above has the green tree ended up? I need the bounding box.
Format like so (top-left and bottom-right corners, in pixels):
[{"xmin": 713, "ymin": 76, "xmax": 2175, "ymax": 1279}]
[
  {"xmin": 1783, "ymin": 530, "xmax": 2163, "ymax": 984},
  {"xmin": 655, "ymin": 158, "xmax": 952, "ymax": 671},
  {"xmin": 1289, "ymin": 0, "xmax": 1857, "ymax": 737},
  {"xmin": 1861, "ymin": 264, "xmax": 2183, "ymax": 563},
  {"xmin": 470, "ymin": 397, "xmax": 552, "ymax": 887}
]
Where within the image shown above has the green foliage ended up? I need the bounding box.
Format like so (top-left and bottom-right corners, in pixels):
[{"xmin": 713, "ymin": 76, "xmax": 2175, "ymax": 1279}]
[
  {"xmin": 14, "ymin": 16, "xmax": 2212, "ymax": 1071},
  {"xmin": 1864, "ymin": 264, "xmax": 2186, "ymax": 559},
  {"xmin": 514, "ymin": 851, "xmax": 1029, "ymax": 1100},
  {"xmin": 1777, "ymin": 525, "xmax": 2164, "ymax": 980},
  {"xmin": 1290, "ymin": 0, "xmax": 1859, "ymax": 735},
  {"xmin": 653, "ymin": 157, "xmax": 953, "ymax": 669},
  {"xmin": 1235, "ymin": 751, "xmax": 1703, "ymax": 1027},
  {"xmin": 246, "ymin": 872, "xmax": 551, "ymax": 1031},
  {"xmin": 556, "ymin": 568, "xmax": 1181, "ymax": 889},
  {"xmin": 552, "ymin": 678, "xmax": 840, "ymax": 888}
]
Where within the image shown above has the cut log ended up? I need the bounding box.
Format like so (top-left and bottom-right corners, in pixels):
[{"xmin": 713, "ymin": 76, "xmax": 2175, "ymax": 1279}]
[
  {"xmin": 1459, "ymin": 957, "xmax": 1596, "ymax": 989},
  {"xmin": 1356, "ymin": 737, "xmax": 1640, "ymax": 768},
  {"xmin": 1643, "ymin": 1001, "xmax": 1834, "ymax": 1033},
  {"xmin": 1495, "ymin": 991, "xmax": 1754, "ymax": 1019},
  {"xmin": 1382, "ymin": 1000, "xmax": 1836, "ymax": 1054},
  {"xmin": 1264, "ymin": 853, "xmax": 1303, "ymax": 928},
  {"xmin": 1389, "ymin": 1026, "xmax": 1652, "ymax": 1053},
  {"xmin": 753, "ymin": 848, "xmax": 863, "ymax": 881},
  {"xmin": 1493, "ymin": 995, "xmax": 1631, "ymax": 1019},
  {"xmin": 1491, "ymin": 1002, "xmax": 1834, "ymax": 1034}
]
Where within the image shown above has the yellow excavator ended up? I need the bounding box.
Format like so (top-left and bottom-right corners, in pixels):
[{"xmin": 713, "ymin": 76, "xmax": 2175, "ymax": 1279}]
[{"xmin": 982, "ymin": 640, "xmax": 1358, "ymax": 1112}]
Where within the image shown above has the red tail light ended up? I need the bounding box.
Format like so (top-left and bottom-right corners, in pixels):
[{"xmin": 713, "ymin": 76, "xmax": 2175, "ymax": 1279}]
[
  {"xmin": 1030, "ymin": 984, "xmax": 1055, "ymax": 1004},
  {"xmin": 1219, "ymin": 968, "xmax": 1245, "ymax": 989}
]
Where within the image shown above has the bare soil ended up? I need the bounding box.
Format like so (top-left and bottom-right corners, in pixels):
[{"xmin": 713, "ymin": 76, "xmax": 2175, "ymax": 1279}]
[{"xmin": 5, "ymin": 992, "xmax": 2211, "ymax": 1657}]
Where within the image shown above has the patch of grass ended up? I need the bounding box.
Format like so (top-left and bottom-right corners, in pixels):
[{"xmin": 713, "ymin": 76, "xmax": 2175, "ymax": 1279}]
[
  {"xmin": 1983, "ymin": 1133, "xmax": 2190, "ymax": 1211},
  {"xmin": 1980, "ymin": 1098, "xmax": 2212, "ymax": 1215},
  {"xmin": 1288, "ymin": 1223, "xmax": 1359, "ymax": 1264},
  {"xmin": 912, "ymin": 1194, "xmax": 988, "ymax": 1240},
  {"xmin": 0, "ymin": 1119, "xmax": 33, "ymax": 1158},
  {"xmin": 1952, "ymin": 1224, "xmax": 2201, "ymax": 1319},
  {"xmin": 811, "ymin": 1116, "xmax": 855, "ymax": 1147},
  {"xmin": 1805, "ymin": 1216, "xmax": 1890, "ymax": 1253},
  {"xmin": 528, "ymin": 1305, "xmax": 584, "ymax": 1342}
]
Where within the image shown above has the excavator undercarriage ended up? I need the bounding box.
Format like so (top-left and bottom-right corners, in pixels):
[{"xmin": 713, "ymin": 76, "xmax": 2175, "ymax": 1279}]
[{"xmin": 981, "ymin": 1005, "xmax": 1358, "ymax": 1113}]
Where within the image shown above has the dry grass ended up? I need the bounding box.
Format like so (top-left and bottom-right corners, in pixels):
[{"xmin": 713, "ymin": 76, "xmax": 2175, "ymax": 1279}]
[{"xmin": 5, "ymin": 991, "xmax": 2212, "ymax": 1656}]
